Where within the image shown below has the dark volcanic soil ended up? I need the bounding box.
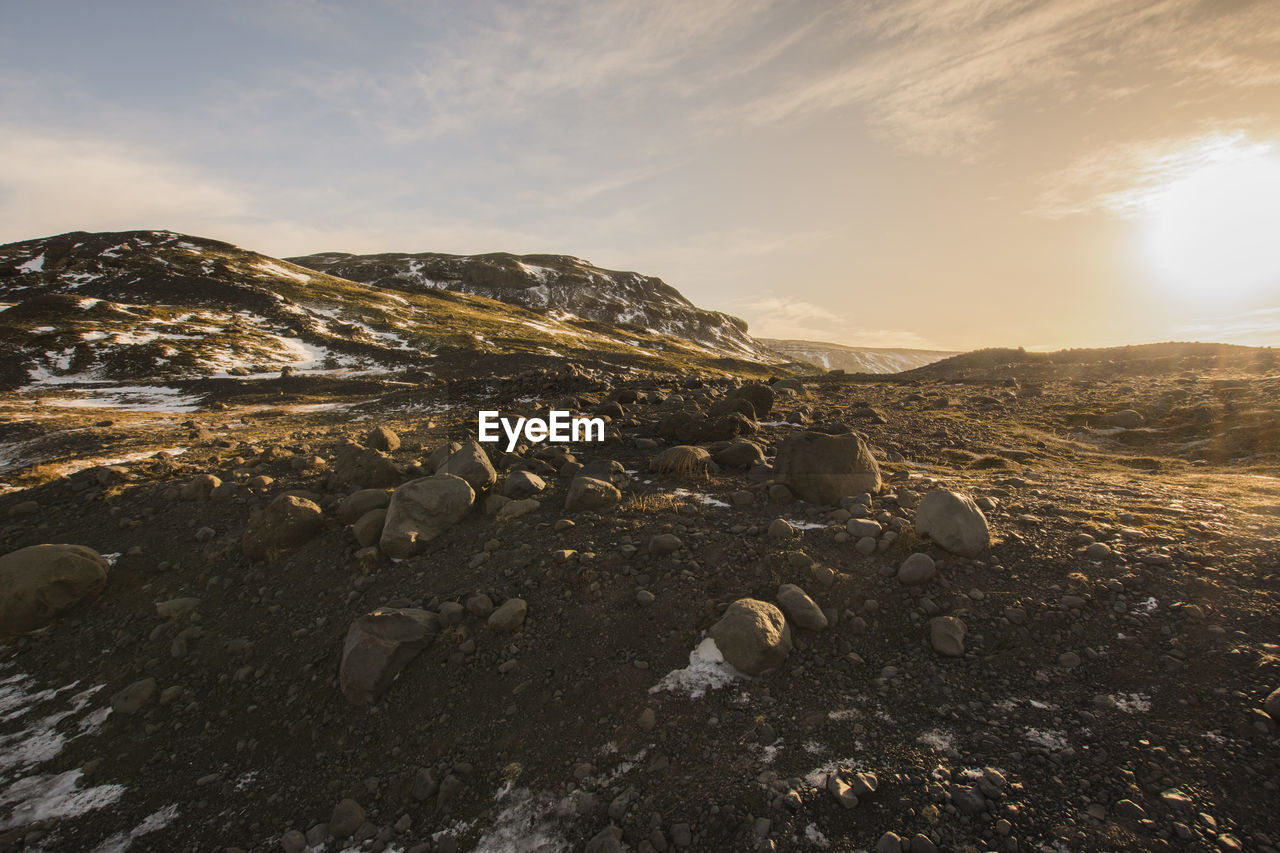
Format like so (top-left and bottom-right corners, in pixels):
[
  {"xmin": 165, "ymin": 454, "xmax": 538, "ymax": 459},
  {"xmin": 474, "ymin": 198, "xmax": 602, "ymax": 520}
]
[{"xmin": 1, "ymin": 358, "xmax": 1278, "ymax": 853}]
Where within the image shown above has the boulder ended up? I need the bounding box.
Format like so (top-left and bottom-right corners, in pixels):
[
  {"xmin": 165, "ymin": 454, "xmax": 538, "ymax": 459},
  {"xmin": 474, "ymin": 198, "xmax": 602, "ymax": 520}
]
[
  {"xmin": 488, "ymin": 598, "xmax": 527, "ymax": 632},
  {"xmin": 179, "ymin": 474, "xmax": 221, "ymax": 501},
  {"xmin": 709, "ymin": 598, "xmax": 792, "ymax": 675},
  {"xmin": 697, "ymin": 412, "xmax": 756, "ymax": 443},
  {"xmin": 0, "ymin": 544, "xmax": 111, "ymax": 635},
  {"xmin": 426, "ymin": 441, "xmax": 462, "ymax": 472},
  {"xmin": 337, "ymin": 488, "xmax": 392, "ymax": 524},
  {"xmin": 914, "ymin": 490, "xmax": 990, "ymax": 557},
  {"xmin": 898, "ymin": 552, "xmax": 937, "ymax": 586},
  {"xmin": 1264, "ymin": 686, "xmax": 1280, "ymax": 720},
  {"xmin": 501, "ymin": 470, "xmax": 546, "ymax": 499},
  {"xmin": 379, "ymin": 475, "xmax": 475, "ymax": 559},
  {"xmin": 365, "ymin": 425, "xmax": 401, "ymax": 452},
  {"xmin": 564, "ymin": 476, "xmax": 621, "ymax": 513},
  {"xmin": 579, "ymin": 459, "xmax": 629, "ymax": 490},
  {"xmin": 776, "ymin": 584, "xmax": 828, "ymax": 631},
  {"xmin": 774, "ymin": 431, "xmax": 881, "ymax": 505},
  {"xmin": 339, "ymin": 608, "xmax": 440, "ymax": 705},
  {"xmin": 332, "ymin": 444, "xmax": 401, "ymax": 488},
  {"xmin": 656, "ymin": 410, "xmax": 703, "ymax": 443},
  {"xmin": 647, "ymin": 533, "xmax": 683, "ymax": 555},
  {"xmin": 352, "ymin": 508, "xmax": 387, "ymax": 548},
  {"xmin": 713, "ymin": 439, "xmax": 765, "ymax": 470},
  {"xmin": 729, "ymin": 382, "xmax": 775, "ymax": 418},
  {"xmin": 708, "ymin": 397, "xmax": 756, "ymax": 419},
  {"xmin": 930, "ymin": 615, "xmax": 966, "ymax": 657},
  {"xmin": 110, "ymin": 677, "xmax": 157, "ymax": 714},
  {"xmin": 436, "ymin": 440, "xmax": 498, "ymax": 492},
  {"xmin": 496, "ymin": 498, "xmax": 540, "ymax": 522},
  {"xmin": 242, "ymin": 495, "xmax": 325, "ymax": 561}
]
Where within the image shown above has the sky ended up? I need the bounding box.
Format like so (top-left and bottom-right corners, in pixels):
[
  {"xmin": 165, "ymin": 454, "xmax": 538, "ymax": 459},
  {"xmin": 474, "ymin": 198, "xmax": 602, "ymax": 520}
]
[{"xmin": 3, "ymin": 0, "xmax": 1280, "ymax": 351}]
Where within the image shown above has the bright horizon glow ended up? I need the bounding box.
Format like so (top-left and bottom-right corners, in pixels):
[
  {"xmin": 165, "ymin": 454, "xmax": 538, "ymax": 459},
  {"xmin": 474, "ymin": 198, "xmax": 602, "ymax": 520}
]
[{"xmin": 1140, "ymin": 147, "xmax": 1280, "ymax": 302}]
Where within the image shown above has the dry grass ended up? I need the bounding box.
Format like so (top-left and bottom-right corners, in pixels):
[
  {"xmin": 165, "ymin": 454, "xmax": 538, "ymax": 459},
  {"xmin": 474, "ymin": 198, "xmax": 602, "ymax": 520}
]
[
  {"xmin": 648, "ymin": 445, "xmax": 713, "ymax": 480},
  {"xmin": 621, "ymin": 492, "xmax": 683, "ymax": 514}
]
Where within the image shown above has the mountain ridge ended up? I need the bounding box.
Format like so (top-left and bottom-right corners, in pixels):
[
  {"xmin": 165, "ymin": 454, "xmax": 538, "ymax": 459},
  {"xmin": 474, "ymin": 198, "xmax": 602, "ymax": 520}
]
[
  {"xmin": 0, "ymin": 230, "xmax": 782, "ymax": 392},
  {"xmin": 287, "ymin": 249, "xmax": 771, "ymax": 360},
  {"xmin": 760, "ymin": 337, "xmax": 960, "ymax": 374}
]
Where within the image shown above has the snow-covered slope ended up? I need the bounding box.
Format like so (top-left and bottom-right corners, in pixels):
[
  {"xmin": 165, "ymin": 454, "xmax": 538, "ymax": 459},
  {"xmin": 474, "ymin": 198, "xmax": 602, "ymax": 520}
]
[
  {"xmin": 288, "ymin": 251, "xmax": 774, "ymax": 361},
  {"xmin": 760, "ymin": 338, "xmax": 959, "ymax": 374},
  {"xmin": 0, "ymin": 230, "xmax": 780, "ymax": 390}
]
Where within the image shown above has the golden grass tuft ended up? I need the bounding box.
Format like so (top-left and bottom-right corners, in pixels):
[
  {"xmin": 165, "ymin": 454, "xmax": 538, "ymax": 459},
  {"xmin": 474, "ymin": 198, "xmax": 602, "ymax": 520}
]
[{"xmin": 648, "ymin": 445, "xmax": 713, "ymax": 480}]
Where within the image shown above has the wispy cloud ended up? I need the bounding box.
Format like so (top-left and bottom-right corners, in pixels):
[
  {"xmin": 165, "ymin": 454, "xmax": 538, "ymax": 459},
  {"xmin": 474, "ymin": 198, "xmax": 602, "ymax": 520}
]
[
  {"xmin": 736, "ymin": 0, "xmax": 1280, "ymax": 156},
  {"xmin": 1030, "ymin": 130, "xmax": 1276, "ymax": 218},
  {"xmin": 739, "ymin": 294, "xmax": 939, "ymax": 348},
  {"xmin": 1175, "ymin": 305, "xmax": 1280, "ymax": 345},
  {"xmin": 0, "ymin": 128, "xmax": 541, "ymax": 256}
]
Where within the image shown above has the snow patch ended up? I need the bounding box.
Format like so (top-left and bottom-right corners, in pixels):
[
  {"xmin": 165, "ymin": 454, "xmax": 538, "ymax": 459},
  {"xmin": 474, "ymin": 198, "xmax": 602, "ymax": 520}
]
[
  {"xmin": 90, "ymin": 803, "xmax": 180, "ymax": 853},
  {"xmin": 671, "ymin": 488, "xmax": 730, "ymax": 508},
  {"xmin": 254, "ymin": 260, "xmax": 311, "ymax": 283},
  {"xmin": 17, "ymin": 254, "xmax": 45, "ymax": 273},
  {"xmin": 0, "ymin": 770, "xmax": 126, "ymax": 830},
  {"xmin": 650, "ymin": 637, "xmax": 745, "ymax": 699}
]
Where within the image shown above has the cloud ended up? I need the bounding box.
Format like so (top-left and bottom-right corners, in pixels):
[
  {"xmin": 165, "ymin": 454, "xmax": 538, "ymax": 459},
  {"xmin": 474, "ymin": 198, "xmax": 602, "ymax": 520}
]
[
  {"xmin": 1030, "ymin": 130, "xmax": 1277, "ymax": 219},
  {"xmin": 1174, "ymin": 305, "xmax": 1280, "ymax": 345},
  {"xmin": 0, "ymin": 128, "xmax": 541, "ymax": 257},
  {"xmin": 736, "ymin": 0, "xmax": 1280, "ymax": 156},
  {"xmin": 738, "ymin": 294, "xmax": 938, "ymax": 348}
]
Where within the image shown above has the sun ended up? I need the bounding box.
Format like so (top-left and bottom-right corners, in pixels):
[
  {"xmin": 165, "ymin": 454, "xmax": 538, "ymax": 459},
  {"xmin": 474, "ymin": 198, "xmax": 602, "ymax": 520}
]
[{"xmin": 1140, "ymin": 146, "xmax": 1280, "ymax": 300}]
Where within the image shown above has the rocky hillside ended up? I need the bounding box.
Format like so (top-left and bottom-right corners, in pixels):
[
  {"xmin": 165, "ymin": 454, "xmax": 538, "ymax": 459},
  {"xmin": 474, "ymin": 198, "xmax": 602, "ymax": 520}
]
[
  {"xmin": 0, "ymin": 231, "xmax": 782, "ymax": 394},
  {"xmin": 761, "ymin": 339, "xmax": 959, "ymax": 374},
  {"xmin": 288, "ymin": 250, "xmax": 771, "ymax": 361}
]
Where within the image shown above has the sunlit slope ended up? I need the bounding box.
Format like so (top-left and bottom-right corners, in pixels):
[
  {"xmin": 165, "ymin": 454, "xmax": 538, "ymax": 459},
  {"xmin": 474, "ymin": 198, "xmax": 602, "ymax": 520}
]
[{"xmin": 0, "ymin": 230, "xmax": 780, "ymax": 389}]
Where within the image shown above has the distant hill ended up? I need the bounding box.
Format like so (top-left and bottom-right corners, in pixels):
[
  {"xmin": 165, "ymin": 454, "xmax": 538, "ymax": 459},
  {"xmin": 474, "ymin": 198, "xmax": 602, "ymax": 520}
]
[
  {"xmin": 760, "ymin": 338, "xmax": 959, "ymax": 374},
  {"xmin": 0, "ymin": 230, "xmax": 782, "ymax": 390},
  {"xmin": 888, "ymin": 343, "xmax": 1278, "ymax": 383},
  {"xmin": 289, "ymin": 250, "xmax": 776, "ymax": 362}
]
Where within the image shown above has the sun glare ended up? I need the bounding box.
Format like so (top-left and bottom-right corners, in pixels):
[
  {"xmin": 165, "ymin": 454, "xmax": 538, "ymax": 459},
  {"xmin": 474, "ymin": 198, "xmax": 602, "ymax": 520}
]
[{"xmin": 1141, "ymin": 146, "xmax": 1280, "ymax": 300}]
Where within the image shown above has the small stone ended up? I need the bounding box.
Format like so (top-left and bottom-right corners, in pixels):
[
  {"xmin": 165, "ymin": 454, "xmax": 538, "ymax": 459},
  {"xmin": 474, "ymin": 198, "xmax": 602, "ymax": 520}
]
[
  {"xmin": 767, "ymin": 518, "xmax": 796, "ymax": 539},
  {"xmin": 875, "ymin": 832, "xmax": 903, "ymax": 853},
  {"xmin": 929, "ymin": 616, "xmax": 965, "ymax": 657},
  {"xmin": 488, "ymin": 598, "xmax": 527, "ymax": 632},
  {"xmin": 329, "ymin": 799, "xmax": 365, "ymax": 839},
  {"xmin": 897, "ymin": 552, "xmax": 936, "ymax": 586},
  {"xmin": 1114, "ymin": 799, "xmax": 1146, "ymax": 820},
  {"xmin": 110, "ymin": 678, "xmax": 157, "ymax": 714},
  {"xmin": 776, "ymin": 583, "xmax": 828, "ymax": 631},
  {"xmin": 647, "ymin": 534, "xmax": 683, "ymax": 555}
]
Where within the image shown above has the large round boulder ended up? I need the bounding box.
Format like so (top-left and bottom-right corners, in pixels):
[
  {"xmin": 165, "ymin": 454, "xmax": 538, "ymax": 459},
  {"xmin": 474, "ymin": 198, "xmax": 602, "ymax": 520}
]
[
  {"xmin": 0, "ymin": 544, "xmax": 111, "ymax": 635},
  {"xmin": 709, "ymin": 598, "xmax": 792, "ymax": 675},
  {"xmin": 380, "ymin": 474, "xmax": 476, "ymax": 559},
  {"xmin": 773, "ymin": 431, "xmax": 881, "ymax": 505},
  {"xmin": 914, "ymin": 490, "xmax": 990, "ymax": 557},
  {"xmin": 729, "ymin": 382, "xmax": 775, "ymax": 418}
]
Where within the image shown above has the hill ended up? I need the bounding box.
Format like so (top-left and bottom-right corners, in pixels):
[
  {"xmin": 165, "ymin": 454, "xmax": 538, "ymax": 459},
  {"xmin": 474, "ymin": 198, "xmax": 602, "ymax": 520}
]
[
  {"xmin": 0, "ymin": 231, "xmax": 783, "ymax": 398},
  {"xmin": 760, "ymin": 338, "xmax": 959, "ymax": 374},
  {"xmin": 288, "ymin": 250, "xmax": 772, "ymax": 361}
]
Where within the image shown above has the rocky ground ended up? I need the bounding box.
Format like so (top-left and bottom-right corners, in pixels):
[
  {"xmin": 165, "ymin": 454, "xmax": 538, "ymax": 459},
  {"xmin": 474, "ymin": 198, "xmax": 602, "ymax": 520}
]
[{"xmin": 1, "ymin": 355, "xmax": 1278, "ymax": 853}]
